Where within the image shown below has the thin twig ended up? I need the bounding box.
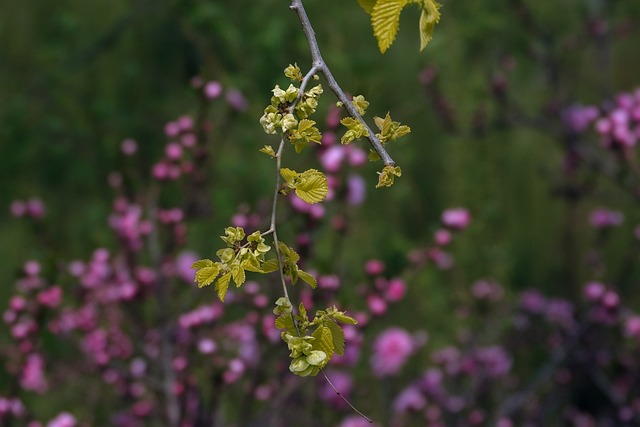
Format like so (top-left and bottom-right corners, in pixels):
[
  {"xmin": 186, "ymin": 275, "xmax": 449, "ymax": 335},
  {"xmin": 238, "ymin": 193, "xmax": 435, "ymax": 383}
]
[
  {"xmin": 290, "ymin": 0, "xmax": 395, "ymax": 166},
  {"xmin": 321, "ymin": 370, "xmax": 373, "ymax": 424}
]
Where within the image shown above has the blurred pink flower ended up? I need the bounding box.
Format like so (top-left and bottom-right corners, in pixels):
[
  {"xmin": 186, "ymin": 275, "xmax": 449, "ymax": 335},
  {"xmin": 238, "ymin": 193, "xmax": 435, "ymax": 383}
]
[
  {"xmin": 347, "ymin": 174, "xmax": 366, "ymax": 206},
  {"xmin": 442, "ymin": 208, "xmax": 471, "ymax": 230},
  {"xmin": 364, "ymin": 259, "xmax": 385, "ymax": 276},
  {"xmin": 589, "ymin": 208, "xmax": 623, "ymax": 228},
  {"xmin": 120, "ymin": 138, "xmax": 138, "ymax": 155},
  {"xmin": 371, "ymin": 327, "xmax": 415, "ymax": 377},
  {"xmin": 175, "ymin": 251, "xmax": 199, "ymax": 283},
  {"xmin": 204, "ymin": 81, "xmax": 223, "ymax": 99}
]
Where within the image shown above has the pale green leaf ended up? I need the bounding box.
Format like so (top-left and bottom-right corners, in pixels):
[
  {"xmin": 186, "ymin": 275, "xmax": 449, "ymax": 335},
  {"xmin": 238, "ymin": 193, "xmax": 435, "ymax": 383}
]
[
  {"xmin": 312, "ymin": 326, "xmax": 335, "ymax": 360},
  {"xmin": 191, "ymin": 259, "xmax": 214, "ymax": 270},
  {"xmin": 371, "ymin": 0, "xmax": 409, "ymax": 54},
  {"xmin": 419, "ymin": 0, "xmax": 441, "ymax": 51},
  {"xmin": 357, "ymin": 0, "xmax": 377, "ymax": 14},
  {"xmin": 260, "ymin": 258, "xmax": 280, "ymax": 273},
  {"xmin": 215, "ymin": 273, "xmax": 232, "ymax": 302},
  {"xmin": 231, "ymin": 265, "xmax": 245, "ymax": 287},
  {"xmin": 297, "ymin": 269, "xmax": 317, "ymax": 289},
  {"xmin": 324, "ymin": 319, "xmax": 346, "ymax": 356},
  {"xmin": 295, "ymin": 169, "xmax": 328, "ymax": 204},
  {"xmin": 275, "ymin": 313, "xmax": 295, "ymax": 331},
  {"xmin": 280, "ymin": 168, "xmax": 299, "ymax": 186},
  {"xmin": 194, "ymin": 265, "xmax": 221, "ymax": 288},
  {"xmin": 259, "ymin": 145, "xmax": 277, "ymax": 157}
]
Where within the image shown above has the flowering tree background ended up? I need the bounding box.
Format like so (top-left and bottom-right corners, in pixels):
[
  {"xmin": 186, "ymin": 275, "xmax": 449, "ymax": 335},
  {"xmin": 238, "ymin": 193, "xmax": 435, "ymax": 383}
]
[{"xmin": 2, "ymin": 0, "xmax": 640, "ymax": 426}]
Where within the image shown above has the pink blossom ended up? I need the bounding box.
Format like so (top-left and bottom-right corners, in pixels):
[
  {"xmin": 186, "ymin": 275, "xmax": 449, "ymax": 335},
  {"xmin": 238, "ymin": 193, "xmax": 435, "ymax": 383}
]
[
  {"xmin": 21, "ymin": 353, "xmax": 48, "ymax": 393},
  {"xmin": 177, "ymin": 115, "xmax": 193, "ymax": 131},
  {"xmin": 393, "ymin": 385, "xmax": 426, "ymax": 413},
  {"xmin": 165, "ymin": 143, "xmax": 183, "ymax": 160},
  {"xmin": 367, "ymin": 294, "xmax": 387, "ymax": 316},
  {"xmin": 24, "ymin": 260, "xmax": 41, "ymax": 276},
  {"xmin": 120, "ymin": 138, "xmax": 138, "ymax": 155},
  {"xmin": 164, "ymin": 121, "xmax": 180, "ymax": 137},
  {"xmin": 175, "ymin": 251, "xmax": 199, "ymax": 283},
  {"xmin": 338, "ymin": 415, "xmax": 381, "ymax": 427},
  {"xmin": 346, "ymin": 146, "xmax": 367, "ymax": 167},
  {"xmin": 37, "ymin": 286, "xmax": 62, "ymax": 308},
  {"xmin": 442, "ymin": 208, "xmax": 471, "ymax": 229},
  {"xmin": 226, "ymin": 89, "xmax": 249, "ymax": 112},
  {"xmin": 26, "ymin": 198, "xmax": 45, "ymax": 218},
  {"xmin": 583, "ymin": 281, "xmax": 606, "ymax": 301},
  {"xmin": 364, "ymin": 259, "xmax": 385, "ymax": 276},
  {"xmin": 589, "ymin": 208, "xmax": 623, "ymax": 228},
  {"xmin": 10, "ymin": 200, "xmax": 27, "ymax": 217},
  {"xmin": 347, "ymin": 174, "xmax": 366, "ymax": 206},
  {"xmin": 181, "ymin": 133, "xmax": 197, "ymax": 147},
  {"xmin": 371, "ymin": 328, "xmax": 415, "ymax": 377},
  {"xmin": 320, "ymin": 145, "xmax": 345, "ymax": 173},
  {"xmin": 624, "ymin": 316, "xmax": 640, "ymax": 339},
  {"xmin": 198, "ymin": 338, "xmax": 217, "ymax": 354},
  {"xmin": 434, "ymin": 228, "xmax": 452, "ymax": 246},
  {"xmin": 384, "ymin": 278, "xmax": 407, "ymax": 302},
  {"xmin": 204, "ymin": 81, "xmax": 222, "ymax": 99},
  {"xmin": 46, "ymin": 412, "xmax": 76, "ymax": 427}
]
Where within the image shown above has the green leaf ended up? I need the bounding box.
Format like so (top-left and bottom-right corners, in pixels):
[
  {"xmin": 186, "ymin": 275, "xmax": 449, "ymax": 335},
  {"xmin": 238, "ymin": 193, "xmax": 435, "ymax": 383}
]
[
  {"xmin": 295, "ymin": 169, "xmax": 328, "ymax": 204},
  {"xmin": 324, "ymin": 319, "xmax": 346, "ymax": 356},
  {"xmin": 194, "ymin": 265, "xmax": 221, "ymax": 288},
  {"xmin": 259, "ymin": 145, "xmax": 277, "ymax": 157},
  {"xmin": 275, "ymin": 314, "xmax": 295, "ymax": 331},
  {"xmin": 376, "ymin": 165, "xmax": 402, "ymax": 188},
  {"xmin": 191, "ymin": 259, "xmax": 214, "ymax": 270},
  {"xmin": 298, "ymin": 269, "xmax": 317, "ymax": 289},
  {"xmin": 419, "ymin": 0, "xmax": 441, "ymax": 51},
  {"xmin": 312, "ymin": 326, "xmax": 335, "ymax": 360},
  {"xmin": 280, "ymin": 168, "xmax": 299, "ymax": 185},
  {"xmin": 357, "ymin": 0, "xmax": 377, "ymax": 14},
  {"xmin": 215, "ymin": 273, "xmax": 232, "ymax": 302},
  {"xmin": 260, "ymin": 258, "xmax": 280, "ymax": 273},
  {"xmin": 231, "ymin": 265, "xmax": 245, "ymax": 287},
  {"xmin": 371, "ymin": 0, "xmax": 409, "ymax": 54}
]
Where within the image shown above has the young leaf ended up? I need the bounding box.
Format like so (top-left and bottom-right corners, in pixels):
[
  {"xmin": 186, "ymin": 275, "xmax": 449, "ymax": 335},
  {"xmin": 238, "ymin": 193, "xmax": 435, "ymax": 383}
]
[
  {"xmin": 214, "ymin": 272, "xmax": 232, "ymax": 302},
  {"xmin": 371, "ymin": 0, "xmax": 409, "ymax": 54},
  {"xmin": 295, "ymin": 169, "xmax": 328, "ymax": 204},
  {"xmin": 312, "ymin": 326, "xmax": 335, "ymax": 360},
  {"xmin": 298, "ymin": 269, "xmax": 318, "ymax": 289},
  {"xmin": 230, "ymin": 265, "xmax": 246, "ymax": 287},
  {"xmin": 324, "ymin": 319, "xmax": 346, "ymax": 356},
  {"xmin": 280, "ymin": 168, "xmax": 299, "ymax": 185},
  {"xmin": 192, "ymin": 259, "xmax": 214, "ymax": 270},
  {"xmin": 194, "ymin": 264, "xmax": 221, "ymax": 288},
  {"xmin": 260, "ymin": 258, "xmax": 280, "ymax": 273},
  {"xmin": 419, "ymin": 0, "xmax": 441, "ymax": 51},
  {"xmin": 259, "ymin": 145, "xmax": 277, "ymax": 157}
]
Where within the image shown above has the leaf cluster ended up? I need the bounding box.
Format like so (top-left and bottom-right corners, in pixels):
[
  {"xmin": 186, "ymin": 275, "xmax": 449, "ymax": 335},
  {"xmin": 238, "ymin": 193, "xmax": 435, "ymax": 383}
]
[
  {"xmin": 191, "ymin": 227, "xmax": 277, "ymax": 301},
  {"xmin": 274, "ymin": 300, "xmax": 357, "ymax": 377}
]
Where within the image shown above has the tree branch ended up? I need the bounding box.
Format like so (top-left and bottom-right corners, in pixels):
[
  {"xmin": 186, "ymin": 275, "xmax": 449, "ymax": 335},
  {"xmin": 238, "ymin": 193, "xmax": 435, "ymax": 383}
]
[{"xmin": 290, "ymin": 0, "xmax": 396, "ymax": 166}]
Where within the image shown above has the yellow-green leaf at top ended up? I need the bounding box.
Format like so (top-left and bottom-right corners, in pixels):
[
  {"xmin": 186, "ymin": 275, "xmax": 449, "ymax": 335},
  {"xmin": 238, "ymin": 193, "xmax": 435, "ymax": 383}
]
[
  {"xmin": 371, "ymin": 0, "xmax": 409, "ymax": 53},
  {"xmin": 295, "ymin": 169, "xmax": 328, "ymax": 204},
  {"xmin": 357, "ymin": 0, "xmax": 377, "ymax": 14},
  {"xmin": 419, "ymin": 0, "xmax": 441, "ymax": 51}
]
